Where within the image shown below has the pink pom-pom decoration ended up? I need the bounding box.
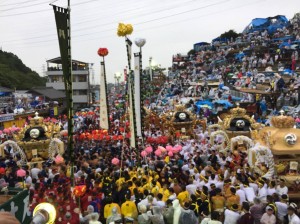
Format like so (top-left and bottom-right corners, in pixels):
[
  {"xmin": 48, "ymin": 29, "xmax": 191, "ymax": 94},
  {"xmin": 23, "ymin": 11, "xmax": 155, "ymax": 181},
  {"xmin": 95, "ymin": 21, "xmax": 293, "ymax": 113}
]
[
  {"xmin": 145, "ymin": 146, "xmax": 153, "ymax": 153},
  {"xmin": 155, "ymin": 149, "xmax": 162, "ymax": 156},
  {"xmin": 168, "ymin": 151, "xmax": 173, "ymax": 157},
  {"xmin": 112, "ymin": 158, "xmax": 120, "ymax": 165},
  {"xmin": 158, "ymin": 146, "xmax": 166, "ymax": 153},
  {"xmin": 141, "ymin": 151, "xmax": 147, "ymax": 157},
  {"xmin": 55, "ymin": 155, "xmax": 64, "ymax": 164},
  {"xmin": 17, "ymin": 169, "xmax": 26, "ymax": 177},
  {"xmin": 296, "ymin": 118, "xmax": 300, "ymax": 123},
  {"xmin": 166, "ymin": 145, "xmax": 173, "ymax": 151},
  {"xmin": 3, "ymin": 128, "xmax": 10, "ymax": 134}
]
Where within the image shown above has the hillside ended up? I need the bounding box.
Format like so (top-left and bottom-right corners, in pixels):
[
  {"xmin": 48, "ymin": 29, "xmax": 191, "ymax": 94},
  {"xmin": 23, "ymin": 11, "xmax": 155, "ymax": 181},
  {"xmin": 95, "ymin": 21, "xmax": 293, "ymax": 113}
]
[{"xmin": 0, "ymin": 50, "xmax": 46, "ymax": 90}]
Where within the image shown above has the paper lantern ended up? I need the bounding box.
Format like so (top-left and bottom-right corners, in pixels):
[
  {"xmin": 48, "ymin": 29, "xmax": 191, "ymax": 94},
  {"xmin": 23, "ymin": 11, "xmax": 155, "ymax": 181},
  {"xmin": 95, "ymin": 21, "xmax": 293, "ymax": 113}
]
[
  {"xmin": 0, "ymin": 167, "xmax": 5, "ymax": 174},
  {"xmin": 97, "ymin": 48, "xmax": 109, "ymax": 57},
  {"xmin": 141, "ymin": 151, "xmax": 147, "ymax": 157},
  {"xmin": 168, "ymin": 151, "xmax": 173, "ymax": 157},
  {"xmin": 55, "ymin": 155, "xmax": 64, "ymax": 164},
  {"xmin": 145, "ymin": 146, "xmax": 153, "ymax": 154},
  {"xmin": 134, "ymin": 38, "xmax": 146, "ymax": 47},
  {"xmin": 112, "ymin": 158, "xmax": 120, "ymax": 165},
  {"xmin": 17, "ymin": 169, "xmax": 26, "ymax": 177},
  {"xmin": 155, "ymin": 149, "xmax": 162, "ymax": 156},
  {"xmin": 73, "ymin": 185, "xmax": 86, "ymax": 197}
]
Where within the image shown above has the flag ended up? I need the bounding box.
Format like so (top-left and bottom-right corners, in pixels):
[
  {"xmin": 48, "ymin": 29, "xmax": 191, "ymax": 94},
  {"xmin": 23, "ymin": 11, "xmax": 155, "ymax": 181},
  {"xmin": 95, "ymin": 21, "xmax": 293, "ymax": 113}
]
[
  {"xmin": 128, "ymin": 72, "xmax": 136, "ymax": 148},
  {"xmin": 134, "ymin": 52, "xmax": 142, "ymax": 137},
  {"xmin": 52, "ymin": 6, "xmax": 70, "ymax": 82},
  {"xmin": 100, "ymin": 61, "xmax": 109, "ymax": 130},
  {"xmin": 125, "ymin": 37, "xmax": 132, "ymax": 69}
]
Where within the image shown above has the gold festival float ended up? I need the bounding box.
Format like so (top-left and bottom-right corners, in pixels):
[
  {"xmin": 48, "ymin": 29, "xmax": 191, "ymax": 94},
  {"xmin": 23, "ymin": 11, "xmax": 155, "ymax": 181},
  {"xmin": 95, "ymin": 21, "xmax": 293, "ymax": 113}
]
[
  {"xmin": 210, "ymin": 106, "xmax": 300, "ymax": 197},
  {"xmin": 144, "ymin": 105, "xmax": 206, "ymax": 142},
  {"xmin": 0, "ymin": 112, "xmax": 64, "ymax": 165},
  {"xmin": 249, "ymin": 111, "xmax": 300, "ymax": 192}
]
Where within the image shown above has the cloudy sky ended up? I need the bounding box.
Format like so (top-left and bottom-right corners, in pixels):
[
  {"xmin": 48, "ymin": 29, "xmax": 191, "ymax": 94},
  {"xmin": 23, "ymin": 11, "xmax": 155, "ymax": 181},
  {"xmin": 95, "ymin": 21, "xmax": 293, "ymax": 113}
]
[{"xmin": 0, "ymin": 0, "xmax": 299, "ymax": 84}]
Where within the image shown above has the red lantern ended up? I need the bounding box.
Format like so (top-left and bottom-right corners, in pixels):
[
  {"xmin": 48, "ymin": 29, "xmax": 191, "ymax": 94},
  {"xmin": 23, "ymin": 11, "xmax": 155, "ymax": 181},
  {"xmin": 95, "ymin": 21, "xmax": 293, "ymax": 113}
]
[
  {"xmin": 106, "ymin": 136, "xmax": 111, "ymax": 141},
  {"xmin": 73, "ymin": 185, "xmax": 86, "ymax": 197},
  {"xmin": 97, "ymin": 48, "xmax": 109, "ymax": 57}
]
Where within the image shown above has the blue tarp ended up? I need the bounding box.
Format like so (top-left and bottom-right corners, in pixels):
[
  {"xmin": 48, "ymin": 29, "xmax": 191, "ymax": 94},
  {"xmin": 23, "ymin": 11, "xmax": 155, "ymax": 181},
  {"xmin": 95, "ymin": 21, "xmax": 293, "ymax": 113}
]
[
  {"xmin": 279, "ymin": 42, "xmax": 291, "ymax": 49},
  {"xmin": 195, "ymin": 100, "xmax": 213, "ymax": 112},
  {"xmin": 235, "ymin": 52, "xmax": 245, "ymax": 61},
  {"xmin": 244, "ymin": 15, "xmax": 289, "ymax": 34},
  {"xmin": 251, "ymin": 18, "xmax": 268, "ymax": 27},
  {"xmin": 213, "ymin": 100, "xmax": 233, "ymax": 109},
  {"xmin": 212, "ymin": 37, "xmax": 228, "ymax": 43}
]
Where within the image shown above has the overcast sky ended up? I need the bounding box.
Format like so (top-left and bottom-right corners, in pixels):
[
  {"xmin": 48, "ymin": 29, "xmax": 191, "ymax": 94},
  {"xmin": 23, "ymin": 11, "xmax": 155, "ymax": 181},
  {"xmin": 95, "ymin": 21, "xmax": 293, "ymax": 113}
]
[{"xmin": 0, "ymin": 0, "xmax": 299, "ymax": 84}]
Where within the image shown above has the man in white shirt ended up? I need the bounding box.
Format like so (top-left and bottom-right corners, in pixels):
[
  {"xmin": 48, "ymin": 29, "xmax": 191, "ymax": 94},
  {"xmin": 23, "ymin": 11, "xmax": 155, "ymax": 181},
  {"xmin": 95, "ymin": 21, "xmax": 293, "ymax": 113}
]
[
  {"xmin": 30, "ymin": 163, "xmax": 41, "ymax": 180},
  {"xmin": 288, "ymin": 203, "xmax": 300, "ymax": 224},
  {"xmin": 258, "ymin": 180, "xmax": 267, "ymax": 203},
  {"xmin": 236, "ymin": 185, "xmax": 246, "ymax": 205},
  {"xmin": 224, "ymin": 204, "xmax": 241, "ymax": 224},
  {"xmin": 275, "ymin": 194, "xmax": 288, "ymax": 222},
  {"xmin": 276, "ymin": 179, "xmax": 288, "ymax": 196},
  {"xmin": 186, "ymin": 179, "xmax": 197, "ymax": 196}
]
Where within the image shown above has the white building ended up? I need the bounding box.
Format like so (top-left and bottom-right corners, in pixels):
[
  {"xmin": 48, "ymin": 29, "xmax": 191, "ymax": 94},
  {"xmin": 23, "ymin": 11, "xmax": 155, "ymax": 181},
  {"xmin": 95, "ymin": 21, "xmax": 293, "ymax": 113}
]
[{"xmin": 45, "ymin": 57, "xmax": 90, "ymax": 109}]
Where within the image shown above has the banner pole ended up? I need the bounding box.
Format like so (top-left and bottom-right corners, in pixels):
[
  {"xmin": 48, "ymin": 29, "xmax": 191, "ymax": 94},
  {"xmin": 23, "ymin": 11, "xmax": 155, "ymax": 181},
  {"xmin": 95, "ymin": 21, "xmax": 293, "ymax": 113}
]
[{"xmin": 67, "ymin": 0, "xmax": 74, "ymax": 187}]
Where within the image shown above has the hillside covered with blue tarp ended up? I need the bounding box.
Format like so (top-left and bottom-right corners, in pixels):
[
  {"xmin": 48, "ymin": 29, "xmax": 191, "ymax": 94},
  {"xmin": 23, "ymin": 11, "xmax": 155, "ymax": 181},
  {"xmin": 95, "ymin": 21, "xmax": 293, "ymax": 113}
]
[{"xmin": 243, "ymin": 15, "xmax": 289, "ymax": 34}]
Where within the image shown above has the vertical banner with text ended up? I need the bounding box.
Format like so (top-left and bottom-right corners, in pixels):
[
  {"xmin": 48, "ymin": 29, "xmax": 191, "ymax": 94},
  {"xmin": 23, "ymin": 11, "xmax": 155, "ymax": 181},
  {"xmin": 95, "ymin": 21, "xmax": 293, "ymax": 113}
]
[
  {"xmin": 99, "ymin": 61, "xmax": 109, "ymax": 130},
  {"xmin": 134, "ymin": 52, "xmax": 142, "ymax": 137}
]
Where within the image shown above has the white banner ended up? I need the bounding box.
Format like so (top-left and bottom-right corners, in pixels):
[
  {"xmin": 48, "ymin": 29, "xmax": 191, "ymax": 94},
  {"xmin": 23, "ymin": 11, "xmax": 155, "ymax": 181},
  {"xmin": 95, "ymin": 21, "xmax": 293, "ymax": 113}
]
[
  {"xmin": 134, "ymin": 52, "xmax": 142, "ymax": 137},
  {"xmin": 99, "ymin": 61, "xmax": 109, "ymax": 130},
  {"xmin": 128, "ymin": 74, "xmax": 136, "ymax": 148}
]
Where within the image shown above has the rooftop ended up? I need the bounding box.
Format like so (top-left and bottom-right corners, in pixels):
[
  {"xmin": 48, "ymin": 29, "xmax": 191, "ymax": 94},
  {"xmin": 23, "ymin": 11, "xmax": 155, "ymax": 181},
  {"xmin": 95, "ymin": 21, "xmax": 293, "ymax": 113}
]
[
  {"xmin": 47, "ymin": 57, "xmax": 89, "ymax": 66},
  {"xmin": 28, "ymin": 87, "xmax": 65, "ymax": 99}
]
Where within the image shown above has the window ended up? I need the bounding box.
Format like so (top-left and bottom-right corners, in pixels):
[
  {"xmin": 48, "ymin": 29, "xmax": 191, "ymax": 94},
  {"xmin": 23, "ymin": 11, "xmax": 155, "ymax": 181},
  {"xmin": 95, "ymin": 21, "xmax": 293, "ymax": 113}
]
[
  {"xmin": 51, "ymin": 76, "xmax": 60, "ymax": 82},
  {"xmin": 78, "ymin": 90, "xmax": 87, "ymax": 95},
  {"xmin": 78, "ymin": 75, "xmax": 87, "ymax": 82}
]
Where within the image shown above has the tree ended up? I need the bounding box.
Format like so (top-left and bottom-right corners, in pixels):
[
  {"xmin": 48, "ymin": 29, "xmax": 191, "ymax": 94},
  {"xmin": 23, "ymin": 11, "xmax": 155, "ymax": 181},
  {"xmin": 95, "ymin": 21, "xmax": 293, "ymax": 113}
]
[
  {"xmin": 220, "ymin": 29, "xmax": 239, "ymax": 41},
  {"xmin": 188, "ymin": 49, "xmax": 195, "ymax": 56}
]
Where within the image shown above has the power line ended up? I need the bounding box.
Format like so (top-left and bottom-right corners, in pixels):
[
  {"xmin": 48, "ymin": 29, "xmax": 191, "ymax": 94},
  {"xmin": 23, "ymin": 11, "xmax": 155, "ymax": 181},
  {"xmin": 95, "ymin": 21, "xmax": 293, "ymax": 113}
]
[
  {"xmin": 0, "ymin": 0, "xmax": 100, "ymax": 17},
  {"xmin": 0, "ymin": 0, "xmax": 42, "ymax": 7},
  {"xmin": 5, "ymin": 0, "xmax": 264, "ymax": 48},
  {"xmin": 0, "ymin": 0, "xmax": 51, "ymax": 12},
  {"xmin": 1, "ymin": 0, "xmax": 222, "ymax": 43}
]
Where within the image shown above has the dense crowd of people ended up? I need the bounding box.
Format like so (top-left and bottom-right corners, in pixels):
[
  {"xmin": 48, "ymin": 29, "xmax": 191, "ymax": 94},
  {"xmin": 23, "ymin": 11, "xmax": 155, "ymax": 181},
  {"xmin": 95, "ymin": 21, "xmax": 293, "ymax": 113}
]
[{"xmin": 1, "ymin": 13, "xmax": 300, "ymax": 224}]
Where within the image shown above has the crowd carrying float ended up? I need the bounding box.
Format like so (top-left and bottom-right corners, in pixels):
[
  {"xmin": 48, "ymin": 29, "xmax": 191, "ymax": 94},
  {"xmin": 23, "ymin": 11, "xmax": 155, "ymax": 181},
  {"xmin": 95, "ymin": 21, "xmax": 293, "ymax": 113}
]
[
  {"xmin": 0, "ymin": 112, "xmax": 64, "ymax": 166},
  {"xmin": 208, "ymin": 106, "xmax": 300, "ymax": 199}
]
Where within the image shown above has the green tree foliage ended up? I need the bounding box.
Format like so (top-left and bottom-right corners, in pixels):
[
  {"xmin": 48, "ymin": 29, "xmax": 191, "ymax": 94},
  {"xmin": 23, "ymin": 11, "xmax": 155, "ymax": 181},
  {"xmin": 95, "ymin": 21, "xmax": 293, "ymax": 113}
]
[
  {"xmin": 188, "ymin": 49, "xmax": 195, "ymax": 55},
  {"xmin": 0, "ymin": 50, "xmax": 46, "ymax": 90},
  {"xmin": 220, "ymin": 29, "xmax": 239, "ymax": 40}
]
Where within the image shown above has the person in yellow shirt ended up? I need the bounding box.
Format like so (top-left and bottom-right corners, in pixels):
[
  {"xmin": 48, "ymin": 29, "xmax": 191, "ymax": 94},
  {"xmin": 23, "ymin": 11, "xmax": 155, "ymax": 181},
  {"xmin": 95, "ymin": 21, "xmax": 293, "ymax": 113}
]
[
  {"xmin": 121, "ymin": 194, "xmax": 138, "ymax": 220},
  {"xmin": 159, "ymin": 184, "xmax": 170, "ymax": 202},
  {"xmin": 103, "ymin": 198, "xmax": 121, "ymax": 219},
  {"xmin": 226, "ymin": 187, "xmax": 240, "ymax": 209},
  {"xmin": 150, "ymin": 180, "xmax": 160, "ymax": 197},
  {"xmin": 177, "ymin": 185, "xmax": 189, "ymax": 206},
  {"xmin": 211, "ymin": 188, "xmax": 226, "ymax": 212}
]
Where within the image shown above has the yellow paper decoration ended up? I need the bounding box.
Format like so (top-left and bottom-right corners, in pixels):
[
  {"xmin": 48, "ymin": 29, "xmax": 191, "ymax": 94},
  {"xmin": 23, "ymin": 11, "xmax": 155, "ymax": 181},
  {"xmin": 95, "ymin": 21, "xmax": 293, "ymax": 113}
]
[{"xmin": 117, "ymin": 23, "xmax": 133, "ymax": 37}]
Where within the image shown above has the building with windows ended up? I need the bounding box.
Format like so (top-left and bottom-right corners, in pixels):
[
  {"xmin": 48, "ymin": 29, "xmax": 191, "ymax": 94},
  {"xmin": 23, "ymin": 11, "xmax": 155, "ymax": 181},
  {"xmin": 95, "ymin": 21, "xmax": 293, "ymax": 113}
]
[{"xmin": 45, "ymin": 57, "xmax": 90, "ymax": 109}]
